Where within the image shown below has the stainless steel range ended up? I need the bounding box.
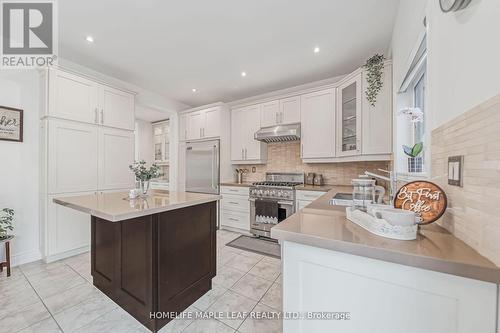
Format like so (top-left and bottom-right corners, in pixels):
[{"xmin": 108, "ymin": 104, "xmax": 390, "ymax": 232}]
[{"xmin": 249, "ymin": 172, "xmax": 304, "ymax": 238}]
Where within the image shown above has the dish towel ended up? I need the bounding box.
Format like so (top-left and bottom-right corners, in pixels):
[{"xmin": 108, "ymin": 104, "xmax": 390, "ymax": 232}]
[{"xmin": 255, "ymin": 200, "xmax": 279, "ymax": 224}]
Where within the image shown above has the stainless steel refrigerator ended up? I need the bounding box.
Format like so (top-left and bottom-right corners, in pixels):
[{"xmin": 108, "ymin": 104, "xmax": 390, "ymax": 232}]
[{"xmin": 185, "ymin": 139, "xmax": 220, "ymax": 195}]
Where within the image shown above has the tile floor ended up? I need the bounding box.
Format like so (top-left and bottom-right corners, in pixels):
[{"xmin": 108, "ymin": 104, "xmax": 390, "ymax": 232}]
[{"xmin": 0, "ymin": 230, "xmax": 282, "ymax": 333}]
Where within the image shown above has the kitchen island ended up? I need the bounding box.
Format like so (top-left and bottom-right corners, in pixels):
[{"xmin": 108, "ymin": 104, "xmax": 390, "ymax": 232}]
[
  {"xmin": 272, "ymin": 189, "xmax": 500, "ymax": 333},
  {"xmin": 54, "ymin": 190, "xmax": 221, "ymax": 332}
]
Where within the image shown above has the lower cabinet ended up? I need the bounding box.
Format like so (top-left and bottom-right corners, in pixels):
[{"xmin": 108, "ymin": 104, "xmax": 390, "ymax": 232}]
[
  {"xmin": 45, "ymin": 191, "xmax": 94, "ymax": 262},
  {"xmin": 296, "ymin": 190, "xmax": 326, "ymax": 210},
  {"xmin": 220, "ymin": 186, "xmax": 250, "ymax": 232}
]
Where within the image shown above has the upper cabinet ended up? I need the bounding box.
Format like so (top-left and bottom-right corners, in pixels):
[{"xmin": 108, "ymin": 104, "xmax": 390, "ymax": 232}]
[
  {"xmin": 260, "ymin": 97, "xmax": 301, "ymax": 127},
  {"xmin": 231, "ymin": 105, "xmax": 267, "ymax": 164},
  {"xmin": 182, "ymin": 106, "xmax": 223, "ymax": 141},
  {"xmin": 300, "ymin": 89, "xmax": 336, "ymax": 159},
  {"xmin": 100, "ymin": 85, "xmax": 135, "ymax": 130},
  {"xmin": 47, "ymin": 68, "xmax": 135, "ymax": 131},
  {"xmin": 336, "ymin": 73, "xmax": 362, "ymax": 157},
  {"xmin": 153, "ymin": 121, "xmax": 170, "ymax": 163},
  {"xmin": 280, "ymin": 96, "xmax": 301, "ymax": 125}
]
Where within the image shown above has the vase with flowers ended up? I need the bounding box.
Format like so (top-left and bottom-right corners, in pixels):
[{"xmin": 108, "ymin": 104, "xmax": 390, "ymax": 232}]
[{"xmin": 129, "ymin": 160, "xmax": 162, "ymax": 196}]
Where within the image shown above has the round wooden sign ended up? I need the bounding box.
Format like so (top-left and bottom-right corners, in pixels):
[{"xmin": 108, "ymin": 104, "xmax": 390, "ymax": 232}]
[{"xmin": 394, "ymin": 181, "xmax": 447, "ymax": 225}]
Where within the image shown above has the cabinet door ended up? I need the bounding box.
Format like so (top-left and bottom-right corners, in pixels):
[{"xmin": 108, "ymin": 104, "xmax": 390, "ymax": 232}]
[
  {"xmin": 179, "ymin": 114, "xmax": 187, "ymax": 141},
  {"xmin": 280, "ymin": 96, "xmax": 301, "ymax": 125},
  {"xmin": 230, "ymin": 108, "xmax": 246, "ymax": 161},
  {"xmin": 49, "ymin": 69, "xmax": 99, "ymax": 124},
  {"xmin": 98, "ymin": 127, "xmax": 135, "ymax": 190},
  {"xmin": 337, "ymin": 74, "xmax": 362, "ymax": 157},
  {"xmin": 100, "ymin": 85, "xmax": 135, "ymax": 130},
  {"xmin": 260, "ymin": 101, "xmax": 279, "ymax": 127},
  {"xmin": 187, "ymin": 111, "xmax": 204, "ymax": 140},
  {"xmin": 47, "ymin": 192, "xmax": 92, "ymax": 257},
  {"xmin": 362, "ymin": 65, "xmax": 392, "ymax": 155},
  {"xmin": 48, "ymin": 120, "xmax": 98, "ymax": 194},
  {"xmin": 243, "ymin": 104, "xmax": 263, "ymax": 160},
  {"xmin": 204, "ymin": 107, "xmax": 221, "ymax": 138},
  {"xmin": 300, "ymin": 89, "xmax": 336, "ymax": 159}
]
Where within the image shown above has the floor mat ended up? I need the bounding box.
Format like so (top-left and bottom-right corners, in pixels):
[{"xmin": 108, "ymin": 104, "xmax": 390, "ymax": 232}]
[{"xmin": 226, "ymin": 235, "xmax": 281, "ymax": 259}]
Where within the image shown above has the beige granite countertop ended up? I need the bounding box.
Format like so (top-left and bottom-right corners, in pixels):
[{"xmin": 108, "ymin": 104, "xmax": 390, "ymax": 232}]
[
  {"xmin": 221, "ymin": 182, "xmax": 253, "ymax": 187},
  {"xmin": 272, "ymin": 189, "xmax": 500, "ymax": 283},
  {"xmin": 54, "ymin": 190, "xmax": 221, "ymax": 222}
]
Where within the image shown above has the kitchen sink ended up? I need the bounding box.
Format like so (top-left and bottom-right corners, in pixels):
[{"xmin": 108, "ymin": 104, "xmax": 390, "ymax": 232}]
[{"xmin": 329, "ymin": 193, "xmax": 353, "ymax": 206}]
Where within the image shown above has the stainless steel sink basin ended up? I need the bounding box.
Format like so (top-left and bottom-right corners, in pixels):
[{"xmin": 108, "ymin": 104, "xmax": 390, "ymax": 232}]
[{"xmin": 329, "ymin": 193, "xmax": 353, "ymax": 206}]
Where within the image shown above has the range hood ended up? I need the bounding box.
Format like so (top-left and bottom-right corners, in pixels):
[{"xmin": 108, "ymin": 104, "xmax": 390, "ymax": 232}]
[{"xmin": 254, "ymin": 123, "xmax": 301, "ymax": 143}]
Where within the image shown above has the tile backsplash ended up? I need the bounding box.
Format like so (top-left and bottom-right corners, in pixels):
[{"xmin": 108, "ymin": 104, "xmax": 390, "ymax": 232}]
[
  {"xmin": 432, "ymin": 93, "xmax": 500, "ymax": 266},
  {"xmin": 235, "ymin": 142, "xmax": 391, "ymax": 186}
]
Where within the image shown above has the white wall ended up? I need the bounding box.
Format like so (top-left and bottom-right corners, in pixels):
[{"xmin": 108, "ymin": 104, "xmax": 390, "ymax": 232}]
[
  {"xmin": 0, "ymin": 71, "xmax": 41, "ymax": 265},
  {"xmin": 426, "ymin": 0, "xmax": 500, "ymax": 129},
  {"xmin": 391, "ymin": 0, "xmax": 500, "ymax": 130}
]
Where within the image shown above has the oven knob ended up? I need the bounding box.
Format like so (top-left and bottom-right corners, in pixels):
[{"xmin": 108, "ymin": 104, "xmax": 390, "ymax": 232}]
[
  {"xmin": 276, "ymin": 191, "xmax": 282, "ymax": 197},
  {"xmin": 264, "ymin": 190, "xmax": 270, "ymax": 196},
  {"xmin": 282, "ymin": 192, "xmax": 289, "ymax": 198},
  {"xmin": 270, "ymin": 190, "xmax": 276, "ymax": 196}
]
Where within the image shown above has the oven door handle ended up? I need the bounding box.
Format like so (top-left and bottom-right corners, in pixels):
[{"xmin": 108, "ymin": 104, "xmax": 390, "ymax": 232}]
[{"xmin": 277, "ymin": 201, "xmax": 294, "ymax": 206}]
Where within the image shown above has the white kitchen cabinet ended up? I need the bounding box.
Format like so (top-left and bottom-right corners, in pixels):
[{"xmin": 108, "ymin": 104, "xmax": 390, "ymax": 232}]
[
  {"xmin": 47, "ymin": 68, "xmax": 135, "ymax": 131},
  {"xmin": 187, "ymin": 111, "xmax": 205, "ymax": 140},
  {"xmin": 283, "ymin": 241, "xmax": 498, "ymax": 333},
  {"xmin": 204, "ymin": 107, "xmax": 221, "ymax": 138},
  {"xmin": 220, "ymin": 185, "xmax": 250, "ymax": 232},
  {"xmin": 231, "ymin": 105, "xmax": 267, "ymax": 164},
  {"xmin": 260, "ymin": 100, "xmax": 280, "ymax": 127},
  {"xmin": 300, "ymin": 89, "xmax": 336, "ymax": 159},
  {"xmin": 362, "ymin": 64, "xmax": 392, "ymax": 155},
  {"xmin": 296, "ymin": 190, "xmax": 326, "ymax": 210},
  {"xmin": 100, "ymin": 85, "xmax": 135, "ymax": 130},
  {"xmin": 153, "ymin": 121, "xmax": 170, "ymax": 163},
  {"xmin": 98, "ymin": 127, "xmax": 135, "ymax": 190},
  {"xmin": 47, "ymin": 119, "xmax": 99, "ymax": 194},
  {"xmin": 48, "ymin": 69, "xmax": 99, "ymax": 124},
  {"xmin": 185, "ymin": 107, "xmax": 223, "ymax": 140},
  {"xmin": 260, "ymin": 97, "xmax": 300, "ymax": 127},
  {"xmin": 45, "ymin": 191, "xmax": 92, "ymax": 262},
  {"xmin": 336, "ymin": 73, "xmax": 362, "ymax": 157},
  {"xmin": 280, "ymin": 96, "xmax": 301, "ymax": 125}
]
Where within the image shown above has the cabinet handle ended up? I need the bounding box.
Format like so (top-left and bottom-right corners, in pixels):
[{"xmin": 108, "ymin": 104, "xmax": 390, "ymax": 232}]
[
  {"xmin": 241, "ymin": 148, "xmax": 244, "ymax": 160},
  {"xmin": 301, "ymin": 144, "xmax": 303, "ymax": 157},
  {"xmin": 94, "ymin": 108, "xmax": 98, "ymax": 123},
  {"xmin": 275, "ymin": 112, "xmax": 279, "ymax": 124},
  {"xmin": 100, "ymin": 109, "xmax": 104, "ymax": 124},
  {"xmin": 203, "ymin": 128, "xmax": 205, "ymax": 137},
  {"xmin": 280, "ymin": 112, "xmax": 284, "ymax": 123},
  {"xmin": 229, "ymin": 218, "xmax": 239, "ymax": 222},
  {"xmin": 228, "ymin": 201, "xmax": 239, "ymax": 205},
  {"xmin": 244, "ymin": 148, "xmax": 247, "ymax": 160}
]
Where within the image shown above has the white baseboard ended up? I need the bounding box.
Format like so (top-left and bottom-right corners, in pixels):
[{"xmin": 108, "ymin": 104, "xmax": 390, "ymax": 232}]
[
  {"xmin": 43, "ymin": 245, "xmax": 90, "ymax": 263},
  {"xmin": 11, "ymin": 250, "xmax": 43, "ymax": 267}
]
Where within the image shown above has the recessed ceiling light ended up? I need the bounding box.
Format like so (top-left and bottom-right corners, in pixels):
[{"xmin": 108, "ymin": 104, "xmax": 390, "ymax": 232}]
[
  {"xmin": 314, "ymin": 46, "xmax": 320, "ymax": 53},
  {"xmin": 86, "ymin": 36, "xmax": 94, "ymax": 43},
  {"xmin": 241, "ymin": 71, "xmax": 247, "ymax": 77},
  {"xmin": 192, "ymin": 88, "xmax": 197, "ymax": 92}
]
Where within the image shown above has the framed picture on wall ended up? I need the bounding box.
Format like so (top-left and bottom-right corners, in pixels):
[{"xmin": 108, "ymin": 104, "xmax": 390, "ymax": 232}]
[{"xmin": 0, "ymin": 106, "xmax": 23, "ymax": 142}]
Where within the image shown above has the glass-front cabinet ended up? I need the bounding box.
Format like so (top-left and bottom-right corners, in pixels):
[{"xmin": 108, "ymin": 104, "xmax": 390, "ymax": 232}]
[
  {"xmin": 336, "ymin": 73, "xmax": 362, "ymax": 157},
  {"xmin": 153, "ymin": 120, "xmax": 170, "ymax": 164}
]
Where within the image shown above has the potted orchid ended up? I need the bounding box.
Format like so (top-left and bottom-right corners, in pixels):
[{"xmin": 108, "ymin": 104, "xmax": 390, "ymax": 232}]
[
  {"xmin": 129, "ymin": 160, "xmax": 162, "ymax": 196},
  {"xmin": 403, "ymin": 142, "xmax": 424, "ymax": 173}
]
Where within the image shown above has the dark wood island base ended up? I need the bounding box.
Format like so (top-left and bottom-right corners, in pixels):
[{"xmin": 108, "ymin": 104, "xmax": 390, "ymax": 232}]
[{"xmin": 91, "ymin": 201, "xmax": 217, "ymax": 332}]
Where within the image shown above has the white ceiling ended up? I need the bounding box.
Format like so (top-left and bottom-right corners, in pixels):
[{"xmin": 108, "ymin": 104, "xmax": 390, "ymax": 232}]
[{"xmin": 59, "ymin": 0, "xmax": 399, "ymax": 108}]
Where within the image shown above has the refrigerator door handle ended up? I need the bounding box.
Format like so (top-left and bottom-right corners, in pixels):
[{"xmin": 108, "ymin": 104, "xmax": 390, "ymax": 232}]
[{"xmin": 212, "ymin": 144, "xmax": 219, "ymax": 191}]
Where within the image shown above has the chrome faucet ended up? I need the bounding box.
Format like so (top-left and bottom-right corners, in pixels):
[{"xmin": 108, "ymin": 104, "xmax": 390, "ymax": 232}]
[{"xmin": 364, "ymin": 169, "xmax": 397, "ymax": 204}]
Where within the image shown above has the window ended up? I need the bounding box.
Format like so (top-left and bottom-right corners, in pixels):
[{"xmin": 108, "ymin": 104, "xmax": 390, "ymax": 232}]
[{"xmin": 395, "ymin": 32, "xmax": 428, "ymax": 176}]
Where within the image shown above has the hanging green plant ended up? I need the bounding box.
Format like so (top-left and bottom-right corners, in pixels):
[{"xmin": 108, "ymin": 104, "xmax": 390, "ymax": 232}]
[{"xmin": 364, "ymin": 54, "xmax": 386, "ymax": 107}]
